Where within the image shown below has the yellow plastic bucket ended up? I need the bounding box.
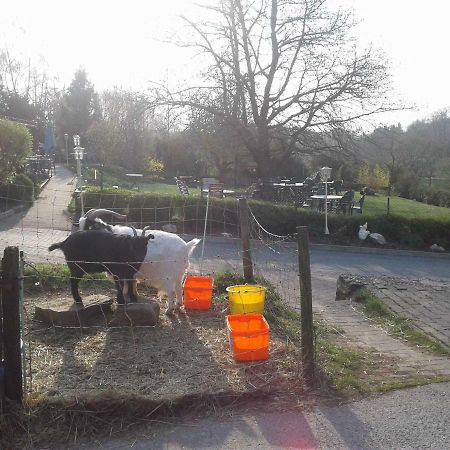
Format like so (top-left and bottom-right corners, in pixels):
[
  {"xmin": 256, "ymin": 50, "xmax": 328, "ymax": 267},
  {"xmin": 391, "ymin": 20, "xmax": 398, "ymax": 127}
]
[{"xmin": 226, "ymin": 284, "xmax": 266, "ymax": 314}]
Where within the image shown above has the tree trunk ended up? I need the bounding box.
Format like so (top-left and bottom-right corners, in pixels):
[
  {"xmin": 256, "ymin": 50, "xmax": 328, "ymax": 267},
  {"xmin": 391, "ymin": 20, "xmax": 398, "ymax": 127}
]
[{"xmin": 252, "ymin": 124, "xmax": 272, "ymax": 178}]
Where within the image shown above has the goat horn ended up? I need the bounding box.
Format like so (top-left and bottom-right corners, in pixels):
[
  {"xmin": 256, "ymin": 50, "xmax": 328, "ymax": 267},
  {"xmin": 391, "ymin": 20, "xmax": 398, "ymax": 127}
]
[
  {"xmin": 84, "ymin": 208, "xmax": 127, "ymax": 222},
  {"xmin": 82, "ymin": 208, "xmax": 96, "ymax": 218},
  {"xmin": 129, "ymin": 225, "xmax": 138, "ymax": 237},
  {"xmin": 141, "ymin": 225, "xmax": 152, "ymax": 237}
]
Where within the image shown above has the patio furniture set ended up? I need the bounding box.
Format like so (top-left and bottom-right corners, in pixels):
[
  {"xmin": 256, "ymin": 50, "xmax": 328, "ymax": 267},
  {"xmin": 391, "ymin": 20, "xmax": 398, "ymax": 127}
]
[
  {"xmin": 175, "ymin": 177, "xmax": 235, "ymax": 199},
  {"xmin": 174, "ymin": 175, "xmax": 364, "ymax": 214},
  {"xmin": 249, "ymin": 177, "xmax": 364, "ymax": 214}
]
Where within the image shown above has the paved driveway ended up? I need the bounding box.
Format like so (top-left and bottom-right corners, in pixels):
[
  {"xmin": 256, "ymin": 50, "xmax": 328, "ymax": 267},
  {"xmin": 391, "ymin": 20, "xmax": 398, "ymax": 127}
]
[{"xmin": 190, "ymin": 238, "xmax": 450, "ymax": 306}]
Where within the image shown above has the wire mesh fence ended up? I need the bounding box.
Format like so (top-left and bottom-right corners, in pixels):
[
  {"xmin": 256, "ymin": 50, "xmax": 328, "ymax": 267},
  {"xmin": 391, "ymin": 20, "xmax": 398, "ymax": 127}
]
[{"xmin": 1, "ymin": 178, "xmax": 308, "ymax": 406}]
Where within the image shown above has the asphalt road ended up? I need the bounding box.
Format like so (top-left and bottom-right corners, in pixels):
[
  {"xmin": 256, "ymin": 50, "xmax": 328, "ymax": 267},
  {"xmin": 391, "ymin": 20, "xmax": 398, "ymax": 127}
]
[
  {"xmin": 191, "ymin": 238, "xmax": 450, "ymax": 308},
  {"xmin": 69, "ymin": 382, "xmax": 450, "ymax": 450}
]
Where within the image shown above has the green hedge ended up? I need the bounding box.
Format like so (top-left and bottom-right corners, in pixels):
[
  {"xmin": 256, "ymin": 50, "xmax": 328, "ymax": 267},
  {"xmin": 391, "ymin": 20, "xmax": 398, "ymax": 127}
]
[
  {"xmin": 80, "ymin": 188, "xmax": 450, "ymax": 250},
  {"xmin": 417, "ymin": 188, "xmax": 450, "ymax": 208},
  {"xmin": 398, "ymin": 180, "xmax": 450, "ymax": 208}
]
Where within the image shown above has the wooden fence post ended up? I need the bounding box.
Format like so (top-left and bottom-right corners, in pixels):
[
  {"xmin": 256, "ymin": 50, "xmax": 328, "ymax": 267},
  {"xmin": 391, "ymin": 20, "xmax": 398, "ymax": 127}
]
[
  {"xmin": 296, "ymin": 226, "xmax": 315, "ymax": 384},
  {"xmin": 238, "ymin": 198, "xmax": 254, "ymax": 283},
  {"xmin": 0, "ymin": 258, "xmax": 4, "ymax": 406},
  {"xmin": 1, "ymin": 246, "xmax": 23, "ymax": 404}
]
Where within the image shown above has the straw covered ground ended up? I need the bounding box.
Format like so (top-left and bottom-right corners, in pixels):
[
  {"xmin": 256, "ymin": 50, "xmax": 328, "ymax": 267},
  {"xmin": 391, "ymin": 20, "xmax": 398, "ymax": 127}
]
[
  {"xmin": 24, "ymin": 287, "xmax": 304, "ymax": 403},
  {"xmin": 5, "ymin": 274, "xmax": 436, "ymax": 448}
]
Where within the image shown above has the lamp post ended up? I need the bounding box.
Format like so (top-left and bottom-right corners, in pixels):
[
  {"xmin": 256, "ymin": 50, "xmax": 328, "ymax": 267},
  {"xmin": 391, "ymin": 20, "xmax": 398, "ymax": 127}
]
[
  {"xmin": 73, "ymin": 134, "xmax": 85, "ymax": 215},
  {"xmin": 320, "ymin": 166, "xmax": 332, "ymax": 235},
  {"xmin": 64, "ymin": 133, "xmax": 69, "ymax": 165}
]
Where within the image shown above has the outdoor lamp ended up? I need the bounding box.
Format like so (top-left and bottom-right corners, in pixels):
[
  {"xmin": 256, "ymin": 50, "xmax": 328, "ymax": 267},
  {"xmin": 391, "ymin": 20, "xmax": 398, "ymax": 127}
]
[
  {"xmin": 320, "ymin": 166, "xmax": 332, "ymax": 235},
  {"xmin": 64, "ymin": 133, "xmax": 69, "ymax": 164},
  {"xmin": 73, "ymin": 134, "xmax": 84, "ymax": 160},
  {"xmin": 73, "ymin": 134, "xmax": 85, "ymax": 214},
  {"xmin": 74, "ymin": 147, "xmax": 84, "ymax": 160},
  {"xmin": 320, "ymin": 166, "xmax": 332, "ymax": 180}
]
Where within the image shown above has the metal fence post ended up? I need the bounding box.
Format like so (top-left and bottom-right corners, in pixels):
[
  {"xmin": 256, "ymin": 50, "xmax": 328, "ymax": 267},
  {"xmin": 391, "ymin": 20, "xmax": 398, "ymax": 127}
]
[
  {"xmin": 296, "ymin": 226, "xmax": 315, "ymax": 384},
  {"xmin": 1, "ymin": 246, "xmax": 23, "ymax": 404},
  {"xmin": 238, "ymin": 198, "xmax": 254, "ymax": 283}
]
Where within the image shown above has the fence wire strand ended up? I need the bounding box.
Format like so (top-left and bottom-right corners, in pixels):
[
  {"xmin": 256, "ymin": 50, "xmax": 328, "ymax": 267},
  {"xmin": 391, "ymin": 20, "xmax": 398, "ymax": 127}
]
[{"xmin": 1, "ymin": 178, "xmax": 305, "ymax": 404}]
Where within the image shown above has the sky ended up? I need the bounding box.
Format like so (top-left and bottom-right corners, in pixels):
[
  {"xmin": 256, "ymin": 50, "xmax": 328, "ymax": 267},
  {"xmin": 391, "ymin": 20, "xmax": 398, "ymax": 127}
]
[{"xmin": 1, "ymin": 0, "xmax": 449, "ymax": 129}]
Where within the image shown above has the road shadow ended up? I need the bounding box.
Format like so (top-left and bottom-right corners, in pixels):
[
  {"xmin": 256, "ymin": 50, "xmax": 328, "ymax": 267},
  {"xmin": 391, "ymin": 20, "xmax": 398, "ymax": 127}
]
[{"xmin": 316, "ymin": 403, "xmax": 376, "ymax": 449}]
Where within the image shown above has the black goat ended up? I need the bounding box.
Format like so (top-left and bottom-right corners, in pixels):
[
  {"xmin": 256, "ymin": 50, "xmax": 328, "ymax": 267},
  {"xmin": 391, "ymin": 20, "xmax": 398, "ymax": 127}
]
[{"xmin": 48, "ymin": 230, "xmax": 154, "ymax": 305}]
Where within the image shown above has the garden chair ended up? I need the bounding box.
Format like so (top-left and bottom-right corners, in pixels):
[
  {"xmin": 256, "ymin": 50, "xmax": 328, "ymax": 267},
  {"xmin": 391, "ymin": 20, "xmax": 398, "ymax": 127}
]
[
  {"xmin": 336, "ymin": 190, "xmax": 354, "ymax": 214},
  {"xmin": 201, "ymin": 177, "xmax": 220, "ymax": 197},
  {"xmin": 208, "ymin": 183, "xmax": 224, "ymax": 198},
  {"xmin": 293, "ymin": 188, "xmax": 312, "ymax": 208},
  {"xmin": 175, "ymin": 177, "xmax": 190, "ymax": 196},
  {"xmin": 351, "ymin": 193, "xmax": 366, "ymax": 214}
]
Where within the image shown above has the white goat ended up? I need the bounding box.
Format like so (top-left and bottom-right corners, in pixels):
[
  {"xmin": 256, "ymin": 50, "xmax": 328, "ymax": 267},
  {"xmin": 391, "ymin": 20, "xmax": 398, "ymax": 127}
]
[
  {"xmin": 134, "ymin": 230, "xmax": 200, "ymax": 313},
  {"xmin": 78, "ymin": 211, "xmax": 200, "ymax": 314}
]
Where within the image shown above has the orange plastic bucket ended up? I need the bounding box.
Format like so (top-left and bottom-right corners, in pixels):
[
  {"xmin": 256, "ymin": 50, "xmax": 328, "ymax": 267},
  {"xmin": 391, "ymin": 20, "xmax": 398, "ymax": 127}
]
[
  {"xmin": 183, "ymin": 275, "xmax": 214, "ymax": 310},
  {"xmin": 226, "ymin": 314, "xmax": 270, "ymax": 361}
]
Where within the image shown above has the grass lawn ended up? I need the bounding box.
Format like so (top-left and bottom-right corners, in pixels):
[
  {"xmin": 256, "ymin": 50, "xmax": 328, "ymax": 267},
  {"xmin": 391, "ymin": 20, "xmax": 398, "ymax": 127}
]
[
  {"xmin": 138, "ymin": 182, "xmax": 183, "ymax": 195},
  {"xmin": 358, "ymin": 192, "xmax": 450, "ymax": 220},
  {"xmin": 85, "ymin": 167, "xmax": 450, "ymax": 221},
  {"xmin": 87, "ymin": 170, "xmax": 187, "ymax": 196}
]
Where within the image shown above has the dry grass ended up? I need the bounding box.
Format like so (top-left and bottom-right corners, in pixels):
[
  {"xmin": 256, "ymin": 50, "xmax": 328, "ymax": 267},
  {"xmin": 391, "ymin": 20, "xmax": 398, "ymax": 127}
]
[
  {"xmin": 3, "ymin": 274, "xmax": 435, "ymax": 448},
  {"xmin": 24, "ymin": 290, "xmax": 303, "ymax": 401},
  {"xmin": 1, "ymin": 285, "xmax": 310, "ymax": 448}
]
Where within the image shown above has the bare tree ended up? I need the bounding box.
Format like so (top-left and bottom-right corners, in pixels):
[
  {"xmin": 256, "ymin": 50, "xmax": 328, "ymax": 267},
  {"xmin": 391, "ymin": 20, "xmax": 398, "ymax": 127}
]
[
  {"xmin": 149, "ymin": 0, "xmax": 394, "ymax": 177},
  {"xmin": 405, "ymin": 111, "xmax": 450, "ymax": 186}
]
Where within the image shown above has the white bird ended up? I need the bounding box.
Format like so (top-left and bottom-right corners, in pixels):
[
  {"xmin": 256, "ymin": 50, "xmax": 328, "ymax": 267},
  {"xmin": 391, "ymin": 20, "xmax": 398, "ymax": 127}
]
[{"xmin": 358, "ymin": 222, "xmax": 370, "ymax": 240}]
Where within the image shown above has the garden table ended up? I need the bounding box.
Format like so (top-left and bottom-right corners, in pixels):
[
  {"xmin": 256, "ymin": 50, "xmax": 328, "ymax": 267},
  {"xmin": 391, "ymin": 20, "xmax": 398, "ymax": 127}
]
[
  {"xmin": 202, "ymin": 189, "xmax": 235, "ymax": 196},
  {"xmin": 310, "ymin": 194, "xmax": 343, "ymax": 210}
]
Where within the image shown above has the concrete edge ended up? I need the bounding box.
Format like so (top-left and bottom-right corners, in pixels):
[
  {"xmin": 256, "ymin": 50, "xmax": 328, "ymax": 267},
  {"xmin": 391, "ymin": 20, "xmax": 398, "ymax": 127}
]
[
  {"xmin": 179, "ymin": 234, "xmax": 450, "ymax": 259},
  {"xmin": 39, "ymin": 177, "xmax": 51, "ymax": 191},
  {"xmin": 0, "ymin": 204, "xmax": 27, "ymax": 219},
  {"xmin": 309, "ymin": 243, "xmax": 450, "ymax": 259}
]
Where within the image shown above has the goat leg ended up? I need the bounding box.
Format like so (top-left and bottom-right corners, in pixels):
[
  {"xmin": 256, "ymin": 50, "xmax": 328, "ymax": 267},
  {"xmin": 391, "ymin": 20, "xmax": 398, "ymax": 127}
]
[
  {"xmin": 175, "ymin": 281, "xmax": 183, "ymax": 308},
  {"xmin": 129, "ymin": 280, "xmax": 139, "ymax": 303},
  {"xmin": 70, "ymin": 277, "xmax": 83, "ymax": 305},
  {"xmin": 166, "ymin": 290, "xmax": 179, "ymax": 315},
  {"xmin": 114, "ymin": 278, "xmax": 126, "ymax": 304}
]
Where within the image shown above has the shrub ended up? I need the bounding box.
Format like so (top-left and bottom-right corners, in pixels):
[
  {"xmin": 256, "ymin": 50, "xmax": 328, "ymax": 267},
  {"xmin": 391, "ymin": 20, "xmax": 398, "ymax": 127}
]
[
  {"xmin": 395, "ymin": 173, "xmax": 450, "ymax": 208},
  {"xmin": 0, "ymin": 119, "xmax": 33, "ymax": 182},
  {"xmin": 395, "ymin": 173, "xmax": 421, "ymax": 199},
  {"xmin": 356, "ymin": 162, "xmax": 388, "ymax": 191},
  {"xmin": 422, "ymin": 188, "xmax": 450, "ymax": 207}
]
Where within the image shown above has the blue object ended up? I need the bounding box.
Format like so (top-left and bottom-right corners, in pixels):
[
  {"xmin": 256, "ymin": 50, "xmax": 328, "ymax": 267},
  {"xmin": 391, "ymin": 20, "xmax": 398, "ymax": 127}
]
[{"xmin": 44, "ymin": 126, "xmax": 57, "ymax": 155}]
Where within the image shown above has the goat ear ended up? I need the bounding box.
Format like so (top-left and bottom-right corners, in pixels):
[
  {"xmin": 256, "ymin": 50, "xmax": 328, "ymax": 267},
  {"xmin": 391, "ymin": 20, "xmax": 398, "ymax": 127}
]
[{"xmin": 145, "ymin": 233, "xmax": 155, "ymax": 241}]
